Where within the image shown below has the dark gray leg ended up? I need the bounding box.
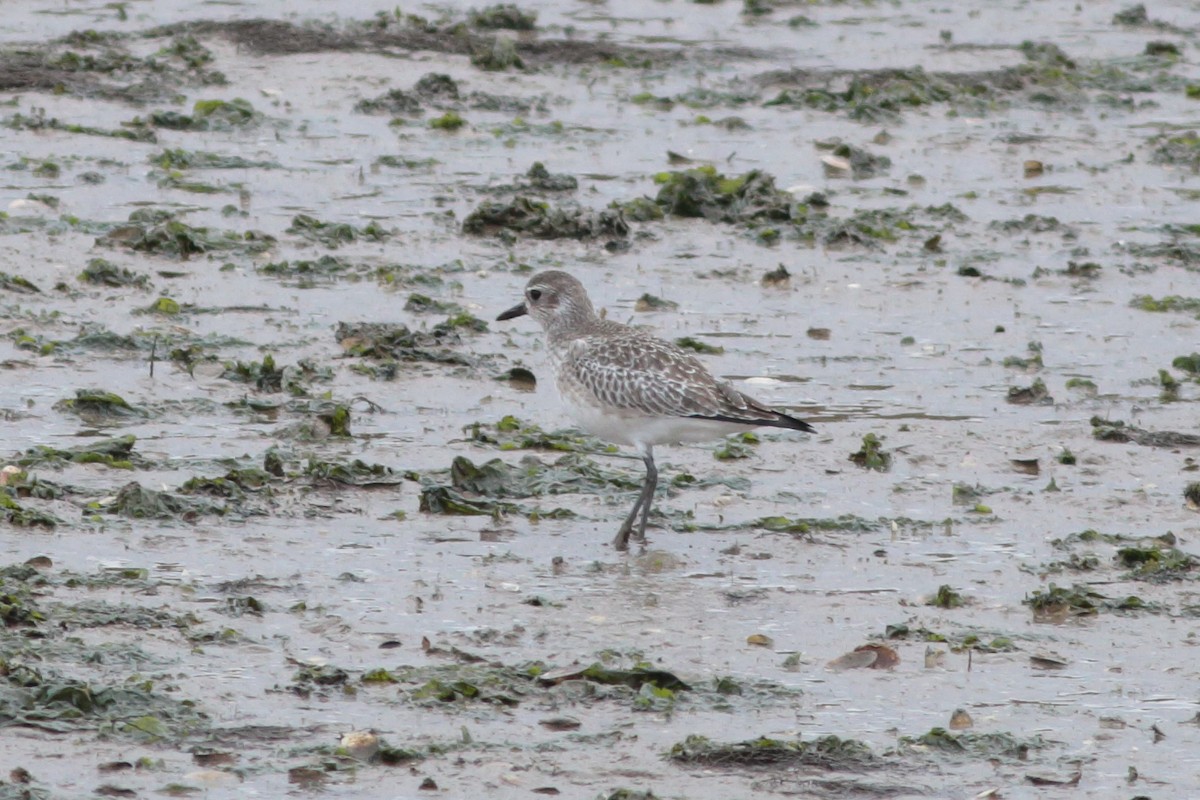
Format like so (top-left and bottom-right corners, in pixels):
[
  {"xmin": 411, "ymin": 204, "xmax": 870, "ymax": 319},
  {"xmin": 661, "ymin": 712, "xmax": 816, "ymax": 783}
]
[
  {"xmin": 634, "ymin": 451, "xmax": 657, "ymax": 542},
  {"xmin": 613, "ymin": 447, "xmax": 656, "ymax": 550}
]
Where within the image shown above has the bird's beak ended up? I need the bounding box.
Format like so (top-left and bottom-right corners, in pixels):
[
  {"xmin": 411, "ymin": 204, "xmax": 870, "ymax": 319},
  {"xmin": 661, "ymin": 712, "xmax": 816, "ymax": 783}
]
[{"xmin": 496, "ymin": 302, "xmax": 528, "ymax": 321}]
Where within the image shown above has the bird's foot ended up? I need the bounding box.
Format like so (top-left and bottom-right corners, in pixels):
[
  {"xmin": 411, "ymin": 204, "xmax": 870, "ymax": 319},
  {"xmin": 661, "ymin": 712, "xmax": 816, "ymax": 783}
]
[{"xmin": 612, "ymin": 525, "xmax": 632, "ymax": 551}]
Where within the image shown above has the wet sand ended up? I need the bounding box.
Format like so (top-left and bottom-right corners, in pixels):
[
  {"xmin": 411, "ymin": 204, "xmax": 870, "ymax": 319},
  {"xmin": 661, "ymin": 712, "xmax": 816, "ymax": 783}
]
[{"xmin": 1, "ymin": 1, "xmax": 1199, "ymax": 797}]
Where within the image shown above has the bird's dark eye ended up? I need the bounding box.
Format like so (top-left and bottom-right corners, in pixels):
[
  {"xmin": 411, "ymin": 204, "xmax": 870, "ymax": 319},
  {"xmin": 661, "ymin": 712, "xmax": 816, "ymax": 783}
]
[{"xmin": 528, "ymin": 289, "xmax": 542, "ymax": 301}]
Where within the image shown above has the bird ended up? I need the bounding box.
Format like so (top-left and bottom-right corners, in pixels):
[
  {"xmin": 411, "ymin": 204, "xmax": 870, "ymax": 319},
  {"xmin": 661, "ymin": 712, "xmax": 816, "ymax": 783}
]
[{"xmin": 496, "ymin": 270, "xmax": 815, "ymax": 550}]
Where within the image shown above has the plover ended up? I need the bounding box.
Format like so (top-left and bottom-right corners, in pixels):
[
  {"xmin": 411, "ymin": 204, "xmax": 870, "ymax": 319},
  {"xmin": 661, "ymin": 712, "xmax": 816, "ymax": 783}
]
[{"xmin": 497, "ymin": 270, "xmax": 815, "ymax": 550}]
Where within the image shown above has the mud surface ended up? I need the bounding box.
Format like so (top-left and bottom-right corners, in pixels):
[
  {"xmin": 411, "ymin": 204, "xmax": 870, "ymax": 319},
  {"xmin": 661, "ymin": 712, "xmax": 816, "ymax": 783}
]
[{"xmin": 2, "ymin": 1, "xmax": 1200, "ymax": 798}]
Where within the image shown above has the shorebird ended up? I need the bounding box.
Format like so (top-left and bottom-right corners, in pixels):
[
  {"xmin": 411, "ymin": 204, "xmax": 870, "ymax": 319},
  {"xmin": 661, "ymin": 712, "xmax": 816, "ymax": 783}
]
[{"xmin": 496, "ymin": 270, "xmax": 815, "ymax": 549}]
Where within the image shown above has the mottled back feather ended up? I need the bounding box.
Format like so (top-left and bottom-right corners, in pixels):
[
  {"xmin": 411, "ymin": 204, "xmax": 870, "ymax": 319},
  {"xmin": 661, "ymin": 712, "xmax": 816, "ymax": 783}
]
[{"xmin": 504, "ymin": 269, "xmax": 814, "ymax": 434}]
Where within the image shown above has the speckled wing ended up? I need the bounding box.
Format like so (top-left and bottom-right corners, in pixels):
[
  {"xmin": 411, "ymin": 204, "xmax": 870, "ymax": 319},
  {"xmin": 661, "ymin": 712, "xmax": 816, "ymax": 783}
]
[{"xmin": 562, "ymin": 328, "xmax": 812, "ymax": 430}]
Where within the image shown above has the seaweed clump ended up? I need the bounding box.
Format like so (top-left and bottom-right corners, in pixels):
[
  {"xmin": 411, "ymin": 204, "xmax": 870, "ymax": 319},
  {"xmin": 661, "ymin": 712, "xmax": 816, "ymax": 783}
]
[
  {"xmin": 336, "ymin": 315, "xmax": 488, "ymax": 370},
  {"xmin": 651, "ymin": 166, "xmax": 794, "ymax": 225},
  {"xmin": 462, "ymin": 197, "xmax": 628, "ymax": 241},
  {"xmin": 1090, "ymin": 416, "xmax": 1200, "ymax": 447},
  {"xmin": 416, "ymin": 452, "xmax": 636, "ymax": 518},
  {"xmin": 99, "ymin": 208, "xmax": 275, "ymax": 259},
  {"xmin": 669, "ymin": 733, "xmax": 876, "ymax": 769}
]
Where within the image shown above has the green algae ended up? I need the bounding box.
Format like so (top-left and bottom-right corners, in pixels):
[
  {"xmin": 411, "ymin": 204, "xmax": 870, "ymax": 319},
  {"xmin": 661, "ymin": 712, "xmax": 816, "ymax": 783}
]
[
  {"xmin": 375, "ymin": 155, "xmax": 438, "ymax": 170},
  {"xmin": 0, "ymin": 272, "xmax": 41, "ymax": 294},
  {"xmin": 471, "ymin": 37, "xmax": 524, "ymax": 71},
  {"xmin": 713, "ymin": 432, "xmax": 758, "ymax": 461},
  {"xmin": 469, "ymin": 4, "xmax": 537, "ymax": 30},
  {"xmin": 1003, "ymin": 345, "xmax": 1044, "ymax": 370},
  {"xmin": 1061, "ymin": 260, "xmax": 1101, "ymax": 278},
  {"xmin": 417, "ymin": 453, "xmax": 639, "ymax": 517},
  {"xmin": 53, "ymin": 389, "xmax": 148, "ymax": 422},
  {"xmin": 634, "ymin": 293, "xmax": 677, "ymax": 312},
  {"xmin": 523, "ymin": 161, "xmax": 577, "ymax": 192},
  {"xmin": 287, "ymin": 214, "xmax": 391, "ymax": 247},
  {"xmin": 1150, "ymin": 129, "xmax": 1200, "ymax": 170},
  {"xmin": 674, "ymin": 337, "xmax": 724, "ymax": 355},
  {"xmin": 154, "ymin": 171, "xmax": 228, "ymax": 194},
  {"xmin": 429, "ymin": 111, "xmax": 466, "ymax": 130},
  {"xmin": 1007, "ymin": 378, "xmax": 1052, "ymax": 405},
  {"xmin": 220, "ymin": 353, "xmax": 289, "ymax": 393},
  {"xmin": 156, "ymin": 34, "xmax": 216, "ymax": 69},
  {"xmin": 410, "ymin": 676, "xmax": 522, "ymax": 705},
  {"xmin": 1090, "ymin": 416, "xmax": 1200, "ymax": 446},
  {"xmin": 884, "ymin": 623, "xmax": 1016, "ymax": 653},
  {"xmin": 1174, "ymin": 353, "xmax": 1200, "ymax": 374},
  {"xmin": 143, "ymin": 98, "xmax": 260, "ymax": 132},
  {"xmin": 897, "ymin": 727, "xmax": 1047, "ymax": 761},
  {"xmin": 0, "ymin": 493, "xmax": 60, "ymax": 529},
  {"xmin": 1121, "ymin": 239, "xmax": 1200, "ymax": 268},
  {"xmin": 488, "ymin": 117, "xmax": 566, "ymax": 138},
  {"xmin": 1132, "ymin": 295, "xmax": 1200, "ymax": 314},
  {"xmin": 0, "ymin": 660, "xmax": 204, "ymax": 739},
  {"xmin": 147, "ymin": 296, "xmax": 182, "ymax": 315},
  {"xmin": 42, "ymin": 598, "xmax": 189, "ymax": 630},
  {"xmin": 6, "ymin": 110, "xmax": 158, "ymax": 142},
  {"xmin": 305, "ymin": 458, "xmax": 401, "ymax": 488},
  {"xmin": 466, "ymin": 415, "xmax": 615, "ymax": 453},
  {"xmin": 99, "ymin": 209, "xmax": 275, "ymax": 259},
  {"xmin": 929, "ymin": 585, "xmax": 965, "ymax": 609},
  {"xmin": 669, "ymin": 472, "xmax": 751, "ymax": 492},
  {"xmin": 1051, "ymin": 529, "xmax": 1177, "ymax": 549},
  {"xmin": 462, "ymin": 196, "xmax": 629, "ymax": 241},
  {"xmin": 323, "ymin": 404, "xmax": 352, "ymax": 437},
  {"xmin": 1113, "ymin": 4, "xmax": 1150, "ymax": 25},
  {"xmin": 259, "ymin": 255, "xmax": 353, "ymax": 280},
  {"xmin": 1115, "ymin": 544, "xmax": 1198, "ymax": 581},
  {"xmin": 759, "ymin": 37, "xmax": 1191, "ymax": 124},
  {"xmin": 100, "ymin": 481, "xmax": 223, "ymax": 520},
  {"xmin": 652, "ymin": 166, "xmax": 793, "ymax": 225},
  {"xmin": 0, "ymin": 578, "xmax": 47, "ymax": 628},
  {"xmin": 150, "ymin": 148, "xmax": 279, "ymax": 170},
  {"xmin": 764, "ymin": 67, "xmax": 970, "ymax": 123},
  {"xmin": 0, "ymin": 560, "xmax": 206, "ymax": 737},
  {"xmin": 336, "ymin": 319, "xmax": 483, "ymax": 369},
  {"xmin": 579, "ymin": 663, "xmax": 690, "ymax": 692},
  {"xmin": 602, "ymin": 791, "xmax": 660, "ymax": 800},
  {"xmin": 405, "ymin": 293, "xmax": 462, "ymax": 315},
  {"xmin": 849, "ymin": 433, "xmax": 891, "ymax": 471},
  {"xmin": 180, "ymin": 467, "xmax": 273, "ymax": 499},
  {"xmin": 617, "ymin": 196, "xmax": 665, "ymax": 222},
  {"xmin": 18, "ymin": 434, "xmax": 142, "ymax": 470},
  {"xmin": 7, "ymin": 328, "xmax": 57, "ymax": 356},
  {"xmin": 0, "ymin": 472, "xmax": 63, "ymax": 503},
  {"xmin": 292, "ymin": 659, "xmax": 549, "ymax": 707},
  {"xmin": 669, "ymin": 733, "xmax": 876, "ymax": 769},
  {"xmin": 1024, "ymin": 583, "xmax": 1161, "ymax": 616},
  {"xmin": 637, "ymin": 167, "xmax": 953, "ymax": 247},
  {"xmin": 991, "ymin": 213, "xmax": 1066, "ymax": 234},
  {"xmin": 78, "ymin": 258, "xmax": 149, "ymax": 288},
  {"xmin": 819, "ymin": 140, "xmax": 892, "ymax": 178},
  {"xmin": 1003, "ymin": 352, "xmax": 1041, "ymax": 371},
  {"xmin": 356, "ymin": 73, "xmax": 461, "ymax": 115},
  {"xmin": 751, "ymin": 514, "xmax": 880, "ymax": 535},
  {"xmin": 1041, "ymin": 552, "xmax": 1101, "ymax": 573},
  {"xmin": 417, "ymin": 484, "xmax": 515, "ymax": 516}
]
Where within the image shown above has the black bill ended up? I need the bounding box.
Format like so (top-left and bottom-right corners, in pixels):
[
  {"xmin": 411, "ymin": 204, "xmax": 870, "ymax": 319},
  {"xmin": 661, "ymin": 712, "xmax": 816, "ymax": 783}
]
[{"xmin": 496, "ymin": 302, "xmax": 528, "ymax": 321}]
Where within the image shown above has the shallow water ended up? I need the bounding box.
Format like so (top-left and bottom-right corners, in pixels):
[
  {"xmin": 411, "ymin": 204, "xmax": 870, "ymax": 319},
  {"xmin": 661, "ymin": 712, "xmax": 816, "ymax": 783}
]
[{"xmin": 2, "ymin": 0, "xmax": 1200, "ymax": 797}]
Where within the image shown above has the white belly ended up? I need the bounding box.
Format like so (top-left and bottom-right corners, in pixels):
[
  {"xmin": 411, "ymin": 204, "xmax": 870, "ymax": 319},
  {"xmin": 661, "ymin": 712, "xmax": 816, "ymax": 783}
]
[{"xmin": 565, "ymin": 397, "xmax": 749, "ymax": 449}]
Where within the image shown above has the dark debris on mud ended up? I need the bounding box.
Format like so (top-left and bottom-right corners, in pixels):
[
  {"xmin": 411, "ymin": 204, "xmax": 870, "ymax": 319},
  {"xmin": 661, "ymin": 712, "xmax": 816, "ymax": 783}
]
[{"xmin": 154, "ymin": 16, "xmax": 751, "ymax": 70}]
